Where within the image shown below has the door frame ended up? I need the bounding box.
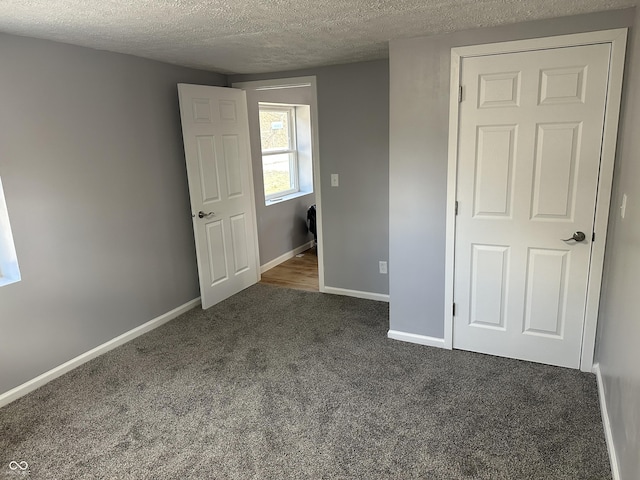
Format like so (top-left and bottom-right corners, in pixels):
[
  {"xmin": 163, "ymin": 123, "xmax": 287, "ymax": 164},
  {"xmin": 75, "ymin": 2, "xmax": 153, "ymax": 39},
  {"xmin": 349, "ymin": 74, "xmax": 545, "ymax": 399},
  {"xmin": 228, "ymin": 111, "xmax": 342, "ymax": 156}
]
[
  {"xmin": 232, "ymin": 76, "xmax": 325, "ymax": 292},
  {"xmin": 443, "ymin": 29, "xmax": 628, "ymax": 372}
]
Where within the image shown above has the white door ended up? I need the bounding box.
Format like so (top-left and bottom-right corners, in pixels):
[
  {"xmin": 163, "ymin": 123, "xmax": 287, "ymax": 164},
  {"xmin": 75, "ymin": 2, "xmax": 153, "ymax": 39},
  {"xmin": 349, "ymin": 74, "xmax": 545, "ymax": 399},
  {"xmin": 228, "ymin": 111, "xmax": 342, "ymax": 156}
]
[
  {"xmin": 178, "ymin": 84, "xmax": 259, "ymax": 309},
  {"xmin": 453, "ymin": 44, "xmax": 611, "ymax": 368}
]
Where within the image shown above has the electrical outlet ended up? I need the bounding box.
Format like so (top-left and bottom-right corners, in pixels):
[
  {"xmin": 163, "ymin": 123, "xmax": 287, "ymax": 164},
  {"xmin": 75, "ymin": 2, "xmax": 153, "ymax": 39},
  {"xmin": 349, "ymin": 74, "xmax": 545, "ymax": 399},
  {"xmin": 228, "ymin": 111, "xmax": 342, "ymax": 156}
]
[
  {"xmin": 379, "ymin": 261, "xmax": 388, "ymax": 274},
  {"xmin": 331, "ymin": 174, "xmax": 339, "ymax": 187},
  {"xmin": 621, "ymin": 193, "xmax": 627, "ymax": 219}
]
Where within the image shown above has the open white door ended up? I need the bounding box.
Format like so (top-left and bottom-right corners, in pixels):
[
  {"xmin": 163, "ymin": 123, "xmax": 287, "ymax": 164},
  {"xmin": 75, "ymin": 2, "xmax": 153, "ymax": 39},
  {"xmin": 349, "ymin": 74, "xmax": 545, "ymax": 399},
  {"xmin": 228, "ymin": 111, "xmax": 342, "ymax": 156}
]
[
  {"xmin": 452, "ymin": 43, "xmax": 612, "ymax": 369},
  {"xmin": 178, "ymin": 84, "xmax": 259, "ymax": 309}
]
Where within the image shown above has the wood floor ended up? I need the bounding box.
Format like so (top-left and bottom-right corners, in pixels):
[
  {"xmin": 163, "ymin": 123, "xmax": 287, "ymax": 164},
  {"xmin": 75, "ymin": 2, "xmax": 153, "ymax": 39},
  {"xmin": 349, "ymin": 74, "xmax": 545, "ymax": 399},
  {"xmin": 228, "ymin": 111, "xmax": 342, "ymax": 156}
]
[{"xmin": 259, "ymin": 247, "xmax": 318, "ymax": 292}]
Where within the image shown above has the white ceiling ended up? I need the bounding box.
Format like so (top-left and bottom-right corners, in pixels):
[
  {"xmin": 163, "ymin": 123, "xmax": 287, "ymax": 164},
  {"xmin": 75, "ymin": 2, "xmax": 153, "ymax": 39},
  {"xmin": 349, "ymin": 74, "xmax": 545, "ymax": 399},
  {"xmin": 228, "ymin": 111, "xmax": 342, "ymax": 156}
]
[{"xmin": 0, "ymin": 0, "xmax": 635, "ymax": 74}]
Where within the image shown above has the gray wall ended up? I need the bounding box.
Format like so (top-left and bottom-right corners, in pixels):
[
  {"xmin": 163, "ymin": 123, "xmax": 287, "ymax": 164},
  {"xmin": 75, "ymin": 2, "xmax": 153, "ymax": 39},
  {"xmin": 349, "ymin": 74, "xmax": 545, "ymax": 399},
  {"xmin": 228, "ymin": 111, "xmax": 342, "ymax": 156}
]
[
  {"xmin": 595, "ymin": 6, "xmax": 640, "ymax": 479},
  {"xmin": 388, "ymin": 9, "xmax": 635, "ymax": 338},
  {"xmin": 231, "ymin": 60, "xmax": 390, "ymax": 295},
  {"xmin": 0, "ymin": 34, "xmax": 226, "ymax": 394},
  {"xmin": 240, "ymin": 86, "xmax": 315, "ymax": 266}
]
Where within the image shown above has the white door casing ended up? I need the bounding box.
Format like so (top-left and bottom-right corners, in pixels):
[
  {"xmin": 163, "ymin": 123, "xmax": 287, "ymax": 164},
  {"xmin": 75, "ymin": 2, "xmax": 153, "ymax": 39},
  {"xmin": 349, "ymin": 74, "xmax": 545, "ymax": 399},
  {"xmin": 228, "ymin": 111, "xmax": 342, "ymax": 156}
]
[
  {"xmin": 178, "ymin": 84, "xmax": 260, "ymax": 309},
  {"xmin": 231, "ymin": 76, "xmax": 326, "ymax": 293},
  {"xmin": 444, "ymin": 30, "xmax": 628, "ymax": 371}
]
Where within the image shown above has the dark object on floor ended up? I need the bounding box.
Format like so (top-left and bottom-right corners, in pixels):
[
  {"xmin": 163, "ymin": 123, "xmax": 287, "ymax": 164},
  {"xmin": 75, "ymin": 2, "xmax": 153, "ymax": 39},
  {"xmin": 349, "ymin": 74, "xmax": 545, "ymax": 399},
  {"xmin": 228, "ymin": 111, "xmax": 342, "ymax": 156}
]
[
  {"xmin": 307, "ymin": 204, "xmax": 316, "ymax": 244},
  {"xmin": 0, "ymin": 285, "xmax": 611, "ymax": 479}
]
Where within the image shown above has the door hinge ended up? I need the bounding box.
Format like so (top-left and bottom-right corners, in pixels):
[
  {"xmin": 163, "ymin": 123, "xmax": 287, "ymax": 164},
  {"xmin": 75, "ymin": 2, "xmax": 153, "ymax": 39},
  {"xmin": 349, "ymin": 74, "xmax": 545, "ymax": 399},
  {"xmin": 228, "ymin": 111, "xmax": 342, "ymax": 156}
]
[
  {"xmin": 455, "ymin": 201, "xmax": 459, "ymax": 215},
  {"xmin": 452, "ymin": 302, "xmax": 456, "ymax": 316},
  {"xmin": 459, "ymin": 85, "xmax": 463, "ymax": 103},
  {"xmin": 592, "ymin": 232, "xmax": 596, "ymax": 242}
]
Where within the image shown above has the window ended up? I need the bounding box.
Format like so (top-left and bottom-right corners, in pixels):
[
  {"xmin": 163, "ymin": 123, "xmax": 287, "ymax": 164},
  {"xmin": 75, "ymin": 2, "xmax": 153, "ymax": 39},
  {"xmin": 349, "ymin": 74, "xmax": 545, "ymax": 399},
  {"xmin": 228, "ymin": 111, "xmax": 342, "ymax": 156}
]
[
  {"xmin": 0, "ymin": 177, "xmax": 21, "ymax": 287},
  {"xmin": 259, "ymin": 104, "xmax": 299, "ymax": 200}
]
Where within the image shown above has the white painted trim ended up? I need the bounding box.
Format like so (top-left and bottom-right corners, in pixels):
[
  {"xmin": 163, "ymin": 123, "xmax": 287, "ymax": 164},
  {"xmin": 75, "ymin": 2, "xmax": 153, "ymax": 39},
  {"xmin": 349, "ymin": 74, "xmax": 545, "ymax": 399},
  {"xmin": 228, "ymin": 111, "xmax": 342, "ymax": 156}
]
[
  {"xmin": 387, "ymin": 330, "xmax": 447, "ymax": 349},
  {"xmin": 580, "ymin": 29, "xmax": 627, "ymax": 372},
  {"xmin": 445, "ymin": 29, "xmax": 628, "ymax": 372},
  {"xmin": 594, "ymin": 364, "xmax": 621, "ymax": 480},
  {"xmin": 443, "ymin": 50, "xmax": 461, "ymax": 351},
  {"xmin": 0, "ymin": 298, "xmax": 201, "ymax": 408},
  {"xmin": 233, "ymin": 76, "xmax": 316, "ymax": 91},
  {"xmin": 232, "ymin": 76, "xmax": 325, "ymax": 293},
  {"xmin": 309, "ymin": 78, "xmax": 325, "ymax": 294},
  {"xmin": 324, "ymin": 286, "xmax": 389, "ymax": 303},
  {"xmin": 260, "ymin": 240, "xmax": 315, "ymax": 274},
  {"xmin": 449, "ymin": 29, "xmax": 628, "ymax": 58},
  {"xmin": 243, "ymin": 88, "xmax": 263, "ymax": 288}
]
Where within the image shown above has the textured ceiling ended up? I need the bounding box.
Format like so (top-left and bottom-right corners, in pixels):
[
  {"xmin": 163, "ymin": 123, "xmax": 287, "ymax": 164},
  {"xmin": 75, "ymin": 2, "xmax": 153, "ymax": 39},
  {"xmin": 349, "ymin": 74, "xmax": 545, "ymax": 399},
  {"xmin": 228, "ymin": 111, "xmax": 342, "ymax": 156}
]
[{"xmin": 0, "ymin": 0, "xmax": 635, "ymax": 74}]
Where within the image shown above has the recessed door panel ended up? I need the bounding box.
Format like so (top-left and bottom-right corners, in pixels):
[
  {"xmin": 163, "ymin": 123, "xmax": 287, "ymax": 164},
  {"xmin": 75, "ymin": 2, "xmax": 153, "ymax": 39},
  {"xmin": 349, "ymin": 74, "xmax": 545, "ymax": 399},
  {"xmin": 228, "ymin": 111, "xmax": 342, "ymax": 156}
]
[
  {"xmin": 230, "ymin": 214, "xmax": 250, "ymax": 274},
  {"xmin": 539, "ymin": 66, "xmax": 586, "ymax": 105},
  {"xmin": 192, "ymin": 98, "xmax": 212, "ymax": 123},
  {"xmin": 196, "ymin": 136, "xmax": 221, "ymax": 203},
  {"xmin": 219, "ymin": 100, "xmax": 238, "ymax": 123},
  {"xmin": 223, "ymin": 135, "xmax": 243, "ymax": 198},
  {"xmin": 474, "ymin": 125, "xmax": 516, "ymax": 217},
  {"xmin": 470, "ymin": 245, "xmax": 509, "ymax": 330},
  {"xmin": 531, "ymin": 122, "xmax": 581, "ymax": 220},
  {"xmin": 523, "ymin": 249, "xmax": 569, "ymax": 338},
  {"xmin": 205, "ymin": 220, "xmax": 228, "ymax": 286},
  {"xmin": 478, "ymin": 72, "xmax": 520, "ymax": 108}
]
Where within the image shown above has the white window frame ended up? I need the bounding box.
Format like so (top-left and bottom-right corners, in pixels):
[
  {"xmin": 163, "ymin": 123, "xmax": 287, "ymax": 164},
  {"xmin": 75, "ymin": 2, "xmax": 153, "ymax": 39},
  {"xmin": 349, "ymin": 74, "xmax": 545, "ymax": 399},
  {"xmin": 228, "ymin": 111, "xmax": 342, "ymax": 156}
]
[{"xmin": 259, "ymin": 104, "xmax": 299, "ymax": 201}]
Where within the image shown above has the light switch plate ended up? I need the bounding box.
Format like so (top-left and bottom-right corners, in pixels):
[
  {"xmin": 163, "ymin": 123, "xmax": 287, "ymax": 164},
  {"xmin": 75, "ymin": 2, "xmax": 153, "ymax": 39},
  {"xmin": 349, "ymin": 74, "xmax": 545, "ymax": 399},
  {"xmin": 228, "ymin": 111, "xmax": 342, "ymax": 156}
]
[
  {"xmin": 621, "ymin": 193, "xmax": 627, "ymax": 219},
  {"xmin": 331, "ymin": 174, "xmax": 339, "ymax": 187}
]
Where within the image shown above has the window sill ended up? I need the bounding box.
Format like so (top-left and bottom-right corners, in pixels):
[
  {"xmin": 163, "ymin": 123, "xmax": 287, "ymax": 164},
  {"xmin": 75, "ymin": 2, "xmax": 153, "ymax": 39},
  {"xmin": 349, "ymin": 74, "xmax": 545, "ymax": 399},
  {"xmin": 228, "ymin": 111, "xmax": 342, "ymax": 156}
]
[{"xmin": 265, "ymin": 190, "xmax": 313, "ymax": 206}]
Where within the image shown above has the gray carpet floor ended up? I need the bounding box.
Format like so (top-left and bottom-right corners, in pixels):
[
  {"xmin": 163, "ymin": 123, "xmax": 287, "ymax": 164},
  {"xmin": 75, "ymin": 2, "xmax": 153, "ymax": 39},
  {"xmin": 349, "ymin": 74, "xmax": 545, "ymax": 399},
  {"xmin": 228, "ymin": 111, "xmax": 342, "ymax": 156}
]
[{"xmin": 1, "ymin": 284, "xmax": 611, "ymax": 479}]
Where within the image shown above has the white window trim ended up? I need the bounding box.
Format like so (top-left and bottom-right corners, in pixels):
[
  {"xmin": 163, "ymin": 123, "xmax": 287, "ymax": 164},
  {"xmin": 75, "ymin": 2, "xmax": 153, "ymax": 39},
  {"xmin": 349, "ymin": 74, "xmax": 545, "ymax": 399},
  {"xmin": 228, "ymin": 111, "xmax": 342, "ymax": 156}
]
[{"xmin": 259, "ymin": 104, "xmax": 300, "ymax": 201}]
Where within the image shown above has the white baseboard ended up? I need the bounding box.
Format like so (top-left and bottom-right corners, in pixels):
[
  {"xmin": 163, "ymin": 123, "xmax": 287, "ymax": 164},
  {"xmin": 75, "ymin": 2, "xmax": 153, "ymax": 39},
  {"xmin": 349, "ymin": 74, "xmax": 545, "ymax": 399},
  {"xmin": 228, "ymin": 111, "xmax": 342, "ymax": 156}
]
[
  {"xmin": 0, "ymin": 297, "xmax": 201, "ymax": 408},
  {"xmin": 593, "ymin": 363, "xmax": 621, "ymax": 480},
  {"xmin": 323, "ymin": 286, "xmax": 389, "ymax": 303},
  {"xmin": 260, "ymin": 241, "xmax": 315, "ymax": 274},
  {"xmin": 387, "ymin": 330, "xmax": 447, "ymax": 349}
]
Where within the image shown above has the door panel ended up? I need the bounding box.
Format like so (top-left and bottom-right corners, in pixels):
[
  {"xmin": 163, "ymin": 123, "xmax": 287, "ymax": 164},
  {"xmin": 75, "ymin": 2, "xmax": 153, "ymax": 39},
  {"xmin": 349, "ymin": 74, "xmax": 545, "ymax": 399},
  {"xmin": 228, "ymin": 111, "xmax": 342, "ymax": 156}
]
[
  {"xmin": 230, "ymin": 214, "xmax": 250, "ymax": 274},
  {"xmin": 222, "ymin": 134, "xmax": 243, "ymax": 197},
  {"xmin": 206, "ymin": 220, "xmax": 228, "ymax": 285},
  {"xmin": 453, "ymin": 44, "xmax": 611, "ymax": 368},
  {"xmin": 196, "ymin": 136, "xmax": 221, "ymax": 203},
  {"xmin": 473, "ymin": 125, "xmax": 517, "ymax": 217},
  {"xmin": 539, "ymin": 66, "xmax": 586, "ymax": 105},
  {"xmin": 478, "ymin": 71, "xmax": 520, "ymax": 108},
  {"xmin": 523, "ymin": 248, "xmax": 568, "ymax": 337},
  {"xmin": 178, "ymin": 84, "xmax": 259, "ymax": 309},
  {"xmin": 531, "ymin": 122, "xmax": 581, "ymax": 219},
  {"xmin": 470, "ymin": 244, "xmax": 509, "ymax": 329}
]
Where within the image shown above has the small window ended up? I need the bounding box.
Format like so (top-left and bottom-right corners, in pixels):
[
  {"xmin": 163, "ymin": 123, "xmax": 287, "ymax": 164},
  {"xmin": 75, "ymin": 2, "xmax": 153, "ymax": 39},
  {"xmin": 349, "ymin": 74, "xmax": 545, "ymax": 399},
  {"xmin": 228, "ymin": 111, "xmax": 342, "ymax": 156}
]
[
  {"xmin": 259, "ymin": 105, "xmax": 299, "ymax": 200},
  {"xmin": 0, "ymin": 177, "xmax": 21, "ymax": 287}
]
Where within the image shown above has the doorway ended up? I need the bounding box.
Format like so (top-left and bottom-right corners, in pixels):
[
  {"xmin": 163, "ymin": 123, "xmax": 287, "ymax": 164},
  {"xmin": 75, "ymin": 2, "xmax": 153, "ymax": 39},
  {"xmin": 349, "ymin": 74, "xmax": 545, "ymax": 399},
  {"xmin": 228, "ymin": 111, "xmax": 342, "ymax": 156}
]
[
  {"xmin": 233, "ymin": 76, "xmax": 324, "ymax": 293},
  {"xmin": 259, "ymin": 245, "xmax": 319, "ymax": 292},
  {"xmin": 444, "ymin": 29, "xmax": 627, "ymax": 371}
]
